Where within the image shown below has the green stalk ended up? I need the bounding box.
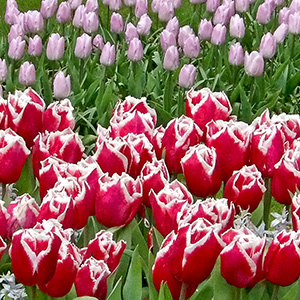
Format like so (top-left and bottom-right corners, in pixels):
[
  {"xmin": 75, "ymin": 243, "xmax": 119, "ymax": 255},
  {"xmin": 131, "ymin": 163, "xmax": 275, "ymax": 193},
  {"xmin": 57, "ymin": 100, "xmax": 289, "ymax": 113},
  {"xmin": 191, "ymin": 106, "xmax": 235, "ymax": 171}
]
[
  {"xmin": 179, "ymin": 282, "xmax": 187, "ymax": 300},
  {"xmin": 32, "ymin": 285, "xmax": 37, "ymax": 300},
  {"xmin": 177, "ymin": 87, "xmax": 185, "ymax": 117},
  {"xmin": 271, "ymin": 285, "xmax": 279, "ymax": 300},
  {"xmin": 235, "ymin": 287, "xmax": 243, "ymax": 300},
  {"xmin": 163, "ymin": 71, "xmax": 174, "ymax": 113},
  {"xmin": 1, "ymin": 183, "xmax": 6, "ymax": 203},
  {"xmin": 263, "ymin": 177, "xmax": 272, "ymax": 229},
  {"xmin": 83, "ymin": 221, "xmax": 90, "ymax": 247}
]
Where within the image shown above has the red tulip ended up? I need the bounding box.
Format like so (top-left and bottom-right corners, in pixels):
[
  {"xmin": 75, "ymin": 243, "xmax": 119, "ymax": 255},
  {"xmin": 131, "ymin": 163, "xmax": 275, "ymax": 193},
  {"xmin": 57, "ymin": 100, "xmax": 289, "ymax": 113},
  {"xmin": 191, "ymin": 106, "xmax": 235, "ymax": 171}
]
[
  {"xmin": 181, "ymin": 144, "xmax": 222, "ymax": 197},
  {"xmin": 292, "ymin": 194, "xmax": 300, "ymax": 231},
  {"xmin": 224, "ymin": 164, "xmax": 266, "ymax": 212},
  {"xmin": 0, "ymin": 128, "xmax": 30, "ymax": 184}
]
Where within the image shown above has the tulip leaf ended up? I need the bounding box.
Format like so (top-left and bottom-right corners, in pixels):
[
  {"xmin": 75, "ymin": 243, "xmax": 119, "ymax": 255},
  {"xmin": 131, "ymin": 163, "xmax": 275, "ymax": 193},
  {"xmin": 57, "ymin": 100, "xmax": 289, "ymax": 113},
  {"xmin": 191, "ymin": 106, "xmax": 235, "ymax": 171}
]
[
  {"xmin": 189, "ymin": 279, "xmax": 213, "ymax": 300},
  {"xmin": 279, "ymin": 281, "xmax": 300, "ymax": 300},
  {"xmin": 106, "ymin": 277, "xmax": 123, "ymax": 300},
  {"xmin": 239, "ymin": 84, "xmax": 253, "ymax": 123},
  {"xmin": 123, "ymin": 245, "xmax": 142, "ymax": 300},
  {"xmin": 285, "ymin": 70, "xmax": 300, "ymax": 97},
  {"xmin": 158, "ymin": 282, "xmax": 173, "ymax": 300},
  {"xmin": 245, "ymin": 281, "xmax": 269, "ymax": 300}
]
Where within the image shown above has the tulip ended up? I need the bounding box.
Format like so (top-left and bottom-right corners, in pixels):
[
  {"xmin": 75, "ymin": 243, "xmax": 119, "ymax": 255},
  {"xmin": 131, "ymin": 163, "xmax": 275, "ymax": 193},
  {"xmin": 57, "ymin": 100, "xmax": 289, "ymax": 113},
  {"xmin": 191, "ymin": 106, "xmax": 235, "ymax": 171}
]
[
  {"xmin": 256, "ymin": 3, "xmax": 272, "ymax": 24},
  {"xmin": 137, "ymin": 14, "xmax": 152, "ymax": 35},
  {"xmin": 75, "ymin": 257, "xmax": 110, "ymax": 300},
  {"xmin": 229, "ymin": 42, "xmax": 244, "ymax": 65},
  {"xmin": 206, "ymin": 0, "xmax": 220, "ymax": 12},
  {"xmin": 279, "ymin": 7, "xmax": 290, "ymax": 25},
  {"xmin": 162, "ymin": 115, "xmax": 203, "ymax": 173},
  {"xmin": 108, "ymin": 0, "xmax": 123, "ymax": 11},
  {"xmin": 46, "ymin": 33, "xmax": 65, "ymax": 60},
  {"xmin": 244, "ymin": 51, "xmax": 264, "ymax": 77},
  {"xmin": 221, "ymin": 228, "xmax": 266, "ymax": 288},
  {"xmin": 28, "ymin": 35, "xmax": 42, "ymax": 56},
  {"xmin": 206, "ymin": 120, "xmax": 252, "ymax": 181},
  {"xmin": 7, "ymin": 88, "xmax": 45, "ymax": 147},
  {"xmin": 68, "ymin": 0, "xmax": 82, "ymax": 10},
  {"xmin": 93, "ymin": 34, "xmax": 104, "ymax": 50},
  {"xmin": 259, "ymin": 33, "xmax": 277, "ymax": 59},
  {"xmin": 73, "ymin": 4, "xmax": 86, "ymax": 28},
  {"xmin": 178, "ymin": 25, "xmax": 195, "ymax": 48},
  {"xmin": 124, "ymin": 0, "xmax": 136, "ymax": 6},
  {"xmin": 271, "ymin": 149, "xmax": 300, "ymax": 205},
  {"xmin": 125, "ymin": 23, "xmax": 139, "ymax": 43},
  {"xmin": 235, "ymin": 0, "xmax": 249, "ymax": 12},
  {"xmin": 224, "ymin": 165, "xmax": 266, "ymax": 212},
  {"xmin": 135, "ymin": 0, "xmax": 148, "ymax": 18},
  {"xmin": 181, "ymin": 144, "xmax": 222, "ymax": 197},
  {"xmin": 151, "ymin": 0, "xmax": 160, "ymax": 12},
  {"xmin": 178, "ymin": 64, "xmax": 197, "ymax": 88},
  {"xmin": 128, "ymin": 38, "xmax": 144, "ymax": 62},
  {"xmin": 43, "ymin": 99, "xmax": 75, "ymax": 132},
  {"xmin": 211, "ymin": 24, "xmax": 227, "ymax": 45},
  {"xmin": 74, "ymin": 33, "xmax": 92, "ymax": 59},
  {"xmin": 0, "ymin": 129, "xmax": 30, "ymax": 184},
  {"xmin": 290, "ymin": 0, "xmax": 300, "ymax": 13},
  {"xmin": 53, "ymin": 71, "xmax": 71, "ymax": 99},
  {"xmin": 83, "ymin": 230, "xmax": 126, "ymax": 272},
  {"xmin": 158, "ymin": 0, "xmax": 175, "ymax": 22},
  {"xmin": 289, "ymin": 12, "xmax": 300, "ymax": 34},
  {"xmin": 56, "ymin": 2, "xmax": 72, "ymax": 23},
  {"xmin": 8, "ymin": 36, "xmax": 25, "ymax": 60},
  {"xmin": 100, "ymin": 42, "xmax": 116, "ymax": 66},
  {"xmin": 274, "ymin": 23, "xmax": 289, "ymax": 43},
  {"xmin": 23, "ymin": 10, "xmax": 44, "ymax": 34},
  {"xmin": 110, "ymin": 12, "xmax": 124, "ymax": 34},
  {"xmin": 19, "ymin": 62, "xmax": 36, "ymax": 86},
  {"xmin": 0, "ymin": 59, "xmax": 8, "ymax": 82},
  {"xmin": 160, "ymin": 29, "xmax": 177, "ymax": 51},
  {"xmin": 183, "ymin": 35, "xmax": 200, "ymax": 59},
  {"xmin": 163, "ymin": 46, "xmax": 180, "ymax": 71},
  {"xmin": 8, "ymin": 24, "xmax": 24, "ymax": 44},
  {"xmin": 264, "ymin": 230, "xmax": 300, "ymax": 286},
  {"xmin": 83, "ymin": 11, "xmax": 99, "ymax": 33},
  {"xmin": 198, "ymin": 19, "xmax": 213, "ymax": 40},
  {"xmin": 10, "ymin": 225, "xmax": 62, "ymax": 286},
  {"xmin": 153, "ymin": 219, "xmax": 225, "ymax": 300},
  {"xmin": 229, "ymin": 14, "xmax": 245, "ymax": 39},
  {"xmin": 292, "ymin": 194, "xmax": 300, "ymax": 231},
  {"xmin": 150, "ymin": 180, "xmax": 193, "ymax": 236},
  {"xmin": 186, "ymin": 87, "xmax": 232, "ymax": 132},
  {"xmin": 40, "ymin": 0, "xmax": 58, "ymax": 19},
  {"xmin": 166, "ymin": 17, "xmax": 180, "ymax": 37},
  {"xmin": 179, "ymin": 198, "xmax": 235, "ymax": 233},
  {"xmin": 213, "ymin": 4, "xmax": 231, "ymax": 25},
  {"xmin": 95, "ymin": 173, "xmax": 143, "ymax": 227},
  {"xmin": 5, "ymin": 4, "xmax": 20, "ymax": 25},
  {"xmin": 85, "ymin": 0, "xmax": 99, "ymax": 12}
]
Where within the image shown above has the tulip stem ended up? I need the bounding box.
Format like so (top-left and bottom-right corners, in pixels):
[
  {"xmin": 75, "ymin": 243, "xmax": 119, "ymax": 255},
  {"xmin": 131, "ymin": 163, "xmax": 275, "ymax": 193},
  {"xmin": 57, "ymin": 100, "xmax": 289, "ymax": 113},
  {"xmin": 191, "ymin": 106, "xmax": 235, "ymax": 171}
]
[
  {"xmin": 163, "ymin": 71, "xmax": 174, "ymax": 113},
  {"xmin": 271, "ymin": 285, "xmax": 279, "ymax": 300},
  {"xmin": 31, "ymin": 285, "xmax": 37, "ymax": 300},
  {"xmin": 263, "ymin": 177, "xmax": 272, "ymax": 229},
  {"xmin": 179, "ymin": 282, "xmax": 187, "ymax": 300},
  {"xmin": 1, "ymin": 183, "xmax": 6, "ymax": 202},
  {"xmin": 235, "ymin": 287, "xmax": 243, "ymax": 300},
  {"xmin": 177, "ymin": 87, "xmax": 185, "ymax": 116}
]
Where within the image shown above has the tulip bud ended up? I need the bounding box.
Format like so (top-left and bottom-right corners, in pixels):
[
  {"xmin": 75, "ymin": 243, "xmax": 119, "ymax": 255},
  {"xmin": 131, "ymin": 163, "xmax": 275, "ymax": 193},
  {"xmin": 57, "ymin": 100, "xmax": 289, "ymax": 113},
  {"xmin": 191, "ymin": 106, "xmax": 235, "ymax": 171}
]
[
  {"xmin": 124, "ymin": 0, "xmax": 136, "ymax": 6},
  {"xmin": 56, "ymin": 2, "xmax": 72, "ymax": 23},
  {"xmin": 85, "ymin": 0, "xmax": 99, "ymax": 12},
  {"xmin": 68, "ymin": 0, "xmax": 82, "ymax": 10},
  {"xmin": 198, "ymin": 19, "xmax": 213, "ymax": 40},
  {"xmin": 74, "ymin": 33, "xmax": 92, "ymax": 59},
  {"xmin": 135, "ymin": 0, "xmax": 148, "ymax": 18},
  {"xmin": 0, "ymin": 59, "xmax": 8, "ymax": 82},
  {"xmin": 93, "ymin": 34, "xmax": 104, "ymax": 50},
  {"xmin": 28, "ymin": 35, "xmax": 42, "ymax": 56},
  {"xmin": 110, "ymin": 12, "xmax": 124, "ymax": 34},
  {"xmin": 274, "ymin": 24, "xmax": 288, "ymax": 44},
  {"xmin": 213, "ymin": 4, "xmax": 231, "ymax": 25},
  {"xmin": 235, "ymin": 0, "xmax": 249, "ymax": 12},
  {"xmin": 5, "ymin": 4, "xmax": 20, "ymax": 25},
  {"xmin": 256, "ymin": 3, "xmax": 272, "ymax": 24},
  {"xmin": 290, "ymin": 0, "xmax": 300, "ymax": 13},
  {"xmin": 53, "ymin": 71, "xmax": 71, "ymax": 99},
  {"xmin": 183, "ymin": 35, "xmax": 201, "ymax": 58},
  {"xmin": 128, "ymin": 38, "xmax": 144, "ymax": 62},
  {"xmin": 151, "ymin": 0, "xmax": 160, "ymax": 12},
  {"xmin": 137, "ymin": 14, "xmax": 152, "ymax": 35},
  {"xmin": 166, "ymin": 17, "xmax": 180, "ymax": 37},
  {"xmin": 211, "ymin": 24, "xmax": 227, "ymax": 45},
  {"xmin": 40, "ymin": 0, "xmax": 58, "ymax": 19},
  {"xmin": 19, "ymin": 62, "xmax": 36, "ymax": 86},
  {"xmin": 178, "ymin": 25, "xmax": 195, "ymax": 48},
  {"xmin": 244, "ymin": 51, "xmax": 264, "ymax": 77},
  {"xmin": 229, "ymin": 42, "xmax": 244, "ymax": 65},
  {"xmin": 8, "ymin": 24, "xmax": 24, "ymax": 44},
  {"xmin": 100, "ymin": 42, "xmax": 116, "ymax": 66},
  {"xmin": 8, "ymin": 36, "xmax": 25, "ymax": 60},
  {"xmin": 83, "ymin": 11, "xmax": 99, "ymax": 33},
  {"xmin": 289, "ymin": 12, "xmax": 300, "ymax": 34},
  {"xmin": 259, "ymin": 33, "xmax": 277, "ymax": 59},
  {"xmin": 125, "ymin": 23, "xmax": 139, "ymax": 43},
  {"xmin": 160, "ymin": 29, "xmax": 176, "ymax": 51},
  {"xmin": 206, "ymin": 0, "xmax": 220, "ymax": 12},
  {"xmin": 178, "ymin": 64, "xmax": 197, "ymax": 88},
  {"xmin": 158, "ymin": 0, "xmax": 175, "ymax": 22},
  {"xmin": 23, "ymin": 10, "xmax": 44, "ymax": 34},
  {"xmin": 46, "ymin": 33, "xmax": 65, "ymax": 60},
  {"xmin": 108, "ymin": 0, "xmax": 122, "ymax": 11},
  {"xmin": 163, "ymin": 46, "xmax": 179, "ymax": 71},
  {"xmin": 73, "ymin": 4, "xmax": 86, "ymax": 28},
  {"xmin": 279, "ymin": 7, "xmax": 290, "ymax": 25},
  {"xmin": 229, "ymin": 14, "xmax": 245, "ymax": 39}
]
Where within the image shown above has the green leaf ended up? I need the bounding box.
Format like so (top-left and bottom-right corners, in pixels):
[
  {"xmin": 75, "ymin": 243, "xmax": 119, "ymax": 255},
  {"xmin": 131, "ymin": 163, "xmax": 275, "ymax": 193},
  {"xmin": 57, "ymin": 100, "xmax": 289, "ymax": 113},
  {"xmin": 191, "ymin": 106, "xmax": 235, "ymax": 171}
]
[
  {"xmin": 123, "ymin": 245, "xmax": 142, "ymax": 300},
  {"xmin": 286, "ymin": 70, "xmax": 300, "ymax": 96},
  {"xmin": 239, "ymin": 84, "xmax": 253, "ymax": 123},
  {"xmin": 106, "ymin": 277, "xmax": 123, "ymax": 300},
  {"xmin": 158, "ymin": 282, "xmax": 173, "ymax": 300},
  {"xmin": 189, "ymin": 279, "xmax": 213, "ymax": 300},
  {"xmin": 279, "ymin": 281, "xmax": 300, "ymax": 300},
  {"xmin": 245, "ymin": 281, "xmax": 269, "ymax": 300}
]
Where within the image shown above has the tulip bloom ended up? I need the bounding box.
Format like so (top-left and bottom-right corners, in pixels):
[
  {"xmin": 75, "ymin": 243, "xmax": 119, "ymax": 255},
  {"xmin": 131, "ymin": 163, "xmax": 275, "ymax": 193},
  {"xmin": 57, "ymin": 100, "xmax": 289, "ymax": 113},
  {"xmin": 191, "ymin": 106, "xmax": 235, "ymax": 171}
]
[
  {"xmin": 198, "ymin": 19, "xmax": 213, "ymax": 40},
  {"xmin": 74, "ymin": 33, "xmax": 92, "ymax": 59},
  {"xmin": 28, "ymin": 35, "xmax": 42, "ymax": 56},
  {"xmin": 178, "ymin": 64, "xmax": 197, "ymax": 88},
  {"xmin": 244, "ymin": 51, "xmax": 265, "ymax": 77},
  {"xmin": 40, "ymin": 0, "xmax": 58, "ymax": 19},
  {"xmin": 110, "ymin": 12, "xmax": 124, "ymax": 33},
  {"xmin": 8, "ymin": 36, "xmax": 25, "ymax": 60},
  {"xmin": 46, "ymin": 33, "xmax": 65, "ymax": 60},
  {"xmin": 100, "ymin": 42, "xmax": 116, "ymax": 66},
  {"xmin": 163, "ymin": 46, "xmax": 180, "ymax": 71},
  {"xmin": 137, "ymin": 14, "xmax": 152, "ymax": 35},
  {"xmin": 229, "ymin": 14, "xmax": 245, "ymax": 39},
  {"xmin": 160, "ymin": 30, "xmax": 177, "ymax": 51},
  {"xmin": 53, "ymin": 71, "xmax": 71, "ymax": 99},
  {"xmin": 229, "ymin": 42, "xmax": 244, "ymax": 65},
  {"xmin": 128, "ymin": 38, "xmax": 144, "ymax": 62},
  {"xmin": 19, "ymin": 62, "xmax": 36, "ymax": 86},
  {"xmin": 0, "ymin": 59, "xmax": 8, "ymax": 82},
  {"xmin": 56, "ymin": 2, "xmax": 72, "ymax": 23},
  {"xmin": 259, "ymin": 33, "xmax": 277, "ymax": 59}
]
